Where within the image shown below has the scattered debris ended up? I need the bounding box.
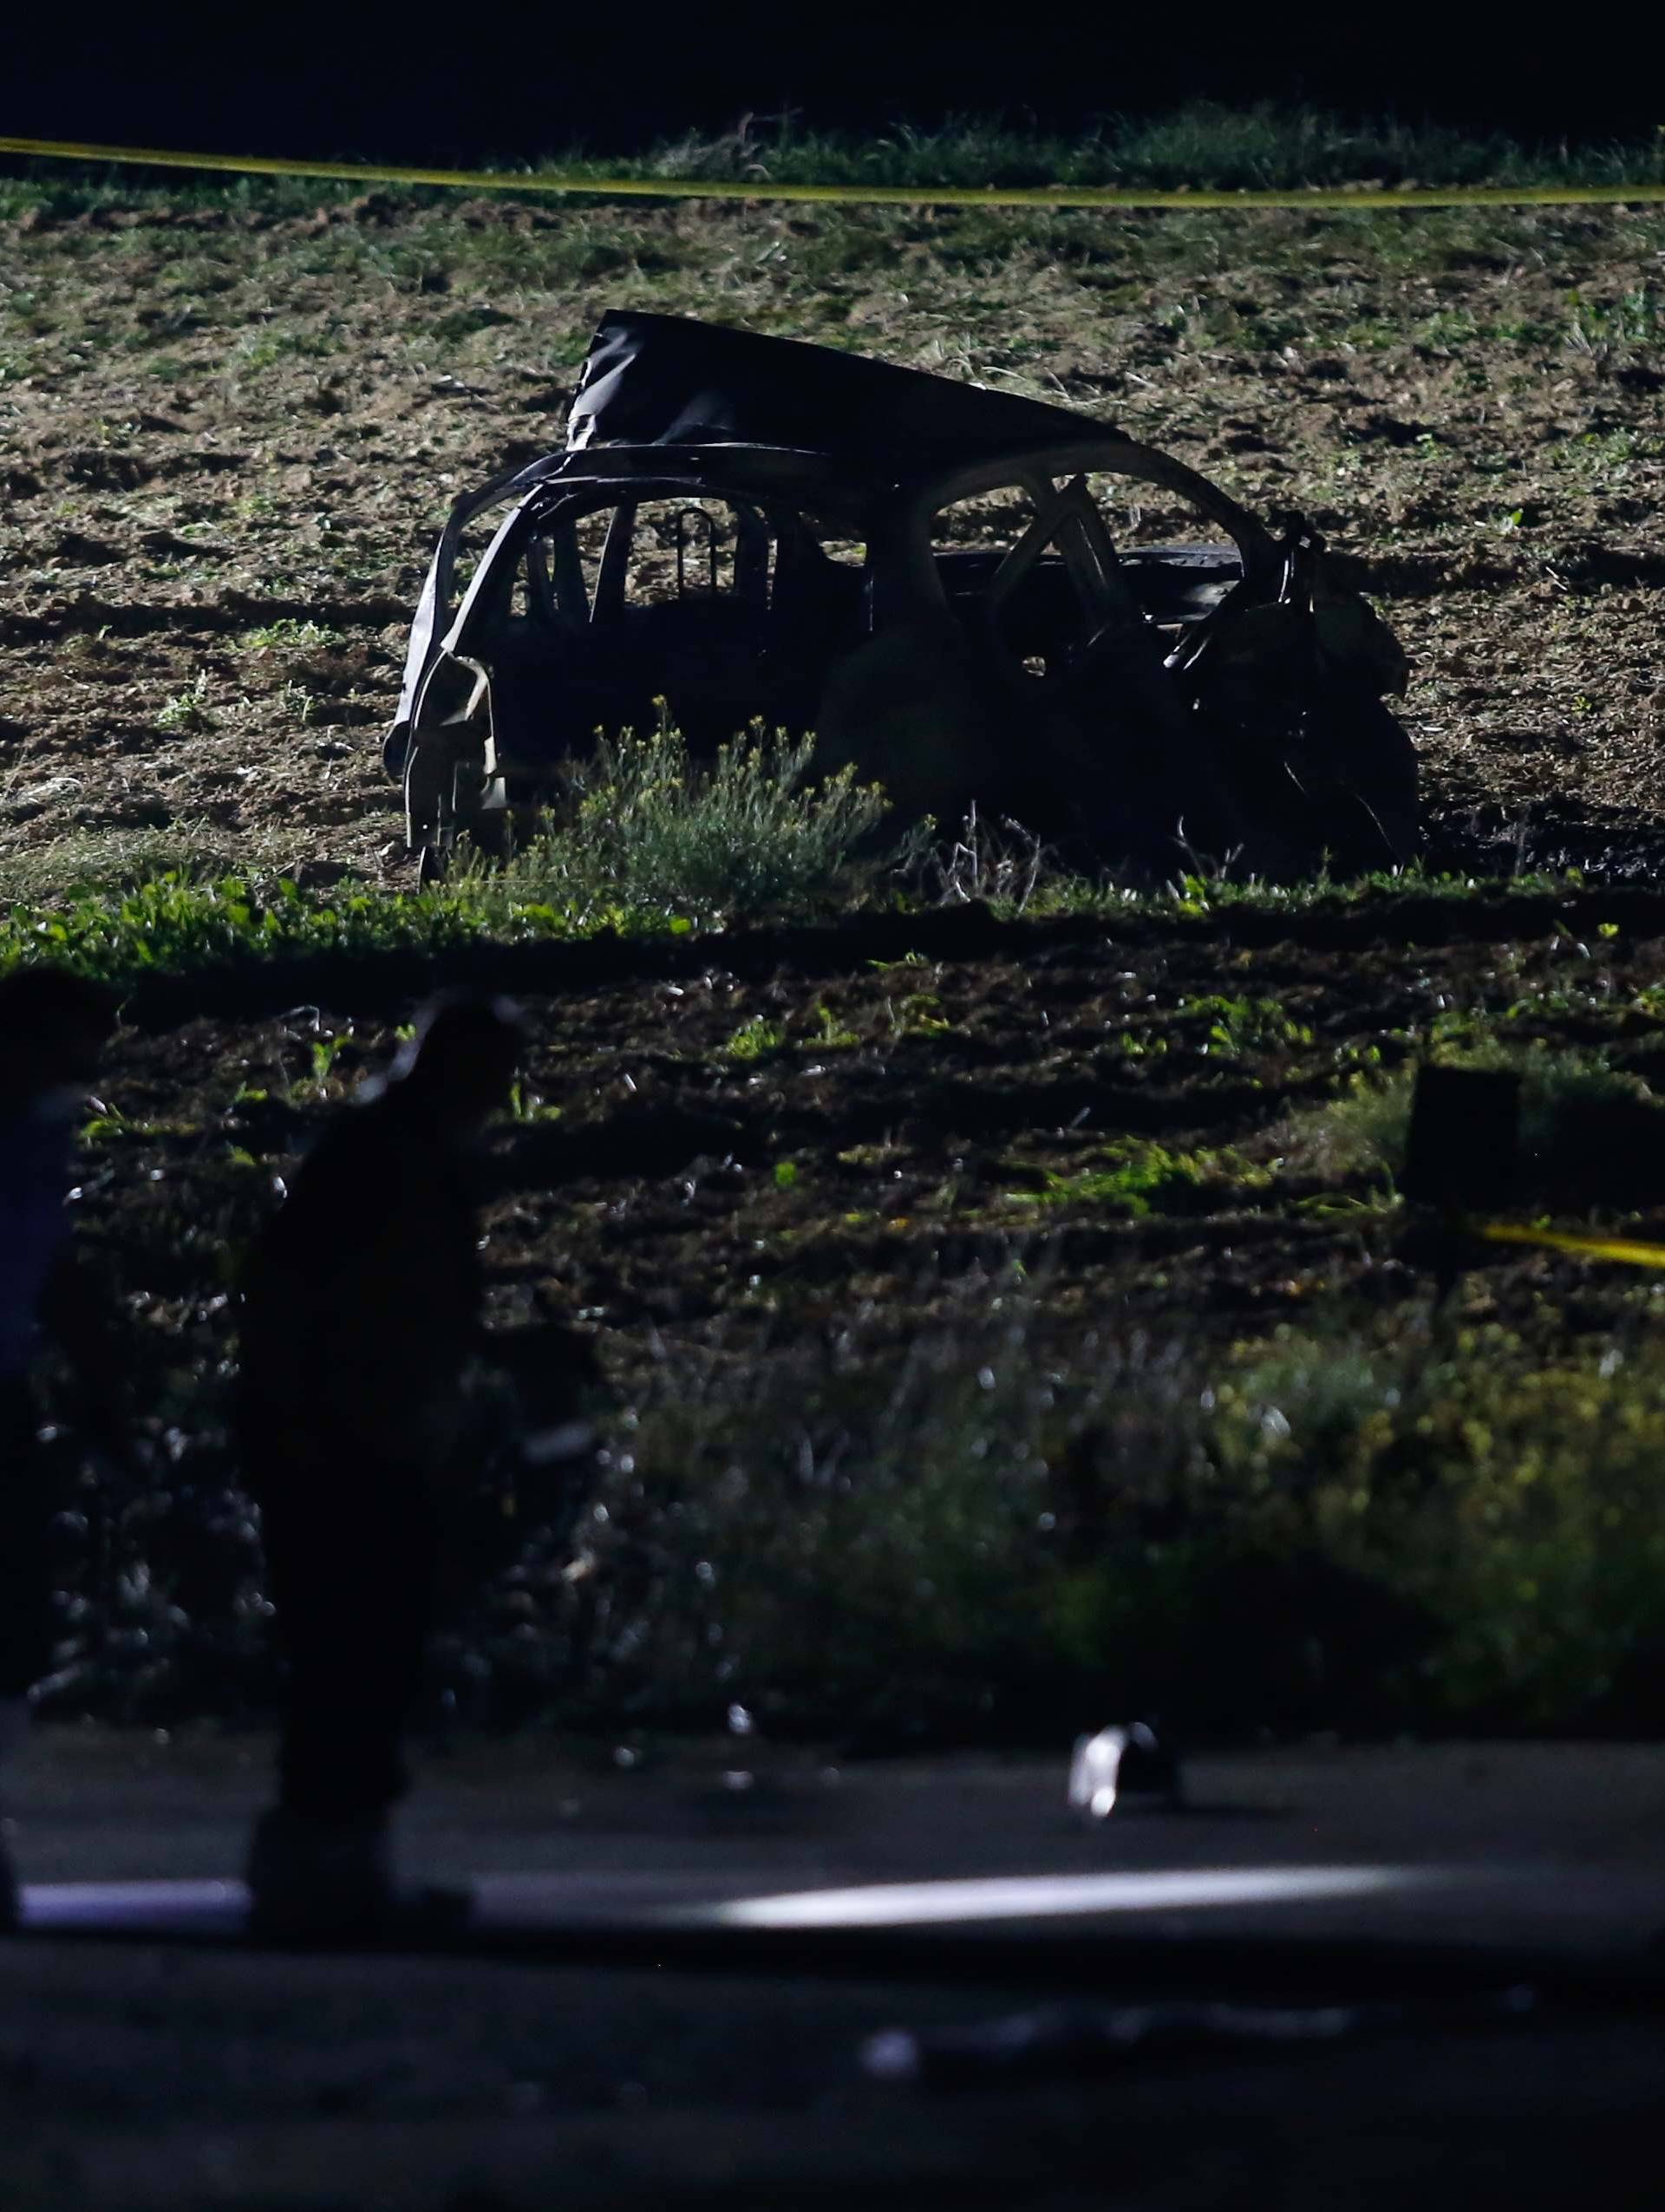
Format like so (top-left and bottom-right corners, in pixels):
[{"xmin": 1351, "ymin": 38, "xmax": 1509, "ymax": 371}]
[
  {"xmin": 862, "ymin": 1987, "xmax": 1537, "ymax": 2089},
  {"xmin": 1068, "ymin": 1722, "xmax": 1183, "ymax": 1820}
]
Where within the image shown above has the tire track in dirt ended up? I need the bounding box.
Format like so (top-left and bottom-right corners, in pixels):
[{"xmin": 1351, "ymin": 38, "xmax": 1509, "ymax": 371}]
[{"xmin": 0, "ymin": 587, "xmax": 410, "ymax": 647}]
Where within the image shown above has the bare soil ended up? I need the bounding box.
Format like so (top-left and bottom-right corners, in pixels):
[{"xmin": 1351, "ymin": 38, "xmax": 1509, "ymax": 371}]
[
  {"xmin": 31, "ymin": 880, "xmax": 1665, "ymax": 1733},
  {"xmin": 3, "ymin": 191, "xmax": 1664, "ymax": 883},
  {"xmin": 9, "ymin": 183, "xmax": 1665, "ymax": 1739},
  {"xmin": 97, "ymin": 888, "xmax": 1665, "ymax": 1392}
]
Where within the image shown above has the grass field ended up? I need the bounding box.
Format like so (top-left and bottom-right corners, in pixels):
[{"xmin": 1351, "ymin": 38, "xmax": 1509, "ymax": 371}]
[{"xmin": 6, "ymin": 115, "xmax": 1665, "ymax": 1745}]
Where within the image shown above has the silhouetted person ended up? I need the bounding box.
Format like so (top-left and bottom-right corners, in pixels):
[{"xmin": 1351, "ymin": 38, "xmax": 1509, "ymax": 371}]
[
  {"xmin": 238, "ymin": 992, "xmax": 524, "ymax": 1941},
  {"xmin": 0, "ymin": 967, "xmax": 125, "ymax": 1930}
]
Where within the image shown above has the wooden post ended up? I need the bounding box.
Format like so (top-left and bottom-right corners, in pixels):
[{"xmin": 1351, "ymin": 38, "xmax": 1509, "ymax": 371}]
[{"xmin": 1401, "ymin": 1065, "xmax": 1522, "ymax": 1306}]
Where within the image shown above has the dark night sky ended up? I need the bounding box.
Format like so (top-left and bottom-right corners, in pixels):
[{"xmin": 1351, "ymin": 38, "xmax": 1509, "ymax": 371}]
[{"xmin": 10, "ymin": 11, "xmax": 1650, "ymax": 162}]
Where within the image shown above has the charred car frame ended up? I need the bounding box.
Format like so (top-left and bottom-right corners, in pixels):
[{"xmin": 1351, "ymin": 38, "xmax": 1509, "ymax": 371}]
[{"xmin": 388, "ymin": 312, "xmax": 1418, "ymax": 880}]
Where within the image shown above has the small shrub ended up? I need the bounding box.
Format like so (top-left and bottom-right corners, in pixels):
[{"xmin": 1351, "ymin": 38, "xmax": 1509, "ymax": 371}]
[
  {"xmin": 465, "ymin": 714, "xmax": 903, "ymax": 921},
  {"xmin": 913, "ymin": 806, "xmax": 1053, "ymax": 913},
  {"xmin": 29, "ymin": 1231, "xmax": 1665, "ymax": 1738},
  {"xmin": 155, "ymin": 672, "xmax": 216, "ymax": 734},
  {"xmin": 565, "ymin": 1293, "xmax": 1665, "ymax": 1740}
]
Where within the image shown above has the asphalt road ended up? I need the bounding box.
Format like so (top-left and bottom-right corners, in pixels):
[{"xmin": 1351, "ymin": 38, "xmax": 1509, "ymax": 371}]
[{"xmin": 5, "ymin": 1732, "xmax": 1665, "ymax": 2207}]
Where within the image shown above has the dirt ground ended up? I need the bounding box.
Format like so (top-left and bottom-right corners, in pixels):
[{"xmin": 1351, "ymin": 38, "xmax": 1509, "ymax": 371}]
[
  {"xmin": 92, "ymin": 885, "xmax": 1665, "ymax": 1399},
  {"xmin": 2, "ymin": 188, "xmax": 1663, "ymax": 884},
  {"xmin": 22, "ymin": 877, "xmax": 1665, "ymax": 1737},
  {"xmin": 9, "ymin": 178, "xmax": 1665, "ymax": 1733}
]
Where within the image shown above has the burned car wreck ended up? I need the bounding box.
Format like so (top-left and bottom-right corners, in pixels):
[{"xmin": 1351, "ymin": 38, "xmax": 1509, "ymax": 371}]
[{"xmin": 387, "ymin": 311, "xmax": 1418, "ymax": 880}]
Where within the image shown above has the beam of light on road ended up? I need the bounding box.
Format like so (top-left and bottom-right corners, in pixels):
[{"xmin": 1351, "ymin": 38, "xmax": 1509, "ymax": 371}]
[
  {"xmin": 693, "ymin": 1865, "xmax": 1426, "ymax": 1930},
  {"xmin": 21, "ymin": 1879, "xmax": 245, "ymax": 1928}
]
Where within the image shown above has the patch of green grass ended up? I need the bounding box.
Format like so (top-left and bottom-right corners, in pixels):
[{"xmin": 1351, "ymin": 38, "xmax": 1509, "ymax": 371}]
[
  {"xmin": 1547, "ymin": 427, "xmax": 1664, "ymax": 482},
  {"xmin": 0, "ymin": 868, "xmax": 605, "ymax": 987},
  {"xmin": 154, "ymin": 672, "xmax": 216, "ymax": 734},
  {"xmin": 1007, "ymin": 1140, "xmax": 1268, "ymax": 1217},
  {"xmin": 273, "ymin": 678, "xmax": 319, "ymax": 728},
  {"xmin": 1175, "ymin": 994, "xmax": 1316, "ymax": 1054},
  {"xmin": 921, "ymin": 846, "xmax": 1589, "ymax": 927},
  {"xmin": 1567, "ymin": 285, "xmax": 1665, "ymax": 366},
  {"xmin": 0, "ymin": 850, "xmax": 1612, "ymax": 1002},
  {"xmin": 4, "ymin": 873, "xmax": 428, "ymax": 979},
  {"xmin": 0, "ymin": 740, "xmax": 904, "ymax": 984},
  {"xmin": 506, "ymin": 1081, "xmax": 561, "ymax": 1124},
  {"xmin": 228, "ymin": 326, "xmax": 342, "ymax": 374},
  {"xmin": 238, "ymin": 619, "xmax": 347, "ymax": 653},
  {"xmin": 306, "ymin": 1031, "xmax": 350, "ymax": 1096},
  {"xmin": 0, "ymin": 829, "xmax": 231, "ymax": 902},
  {"xmin": 427, "ymin": 303, "xmax": 519, "ymax": 345},
  {"xmin": 611, "ymin": 105, "xmax": 1665, "ymax": 193},
  {"xmin": 79, "ymin": 1107, "xmax": 163, "ymax": 1146},
  {"xmin": 5, "ymin": 103, "xmax": 1665, "ymax": 232},
  {"xmin": 726, "ymin": 1016, "xmax": 787, "ymax": 1062},
  {"xmin": 803, "ymin": 1002, "xmax": 861, "ymax": 1051}
]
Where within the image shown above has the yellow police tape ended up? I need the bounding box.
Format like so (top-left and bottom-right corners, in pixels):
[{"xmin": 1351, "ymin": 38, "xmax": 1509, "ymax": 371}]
[
  {"xmin": 1478, "ymin": 1223, "xmax": 1665, "ymax": 1270},
  {"xmin": 4, "ymin": 134, "xmax": 1665, "ymax": 210}
]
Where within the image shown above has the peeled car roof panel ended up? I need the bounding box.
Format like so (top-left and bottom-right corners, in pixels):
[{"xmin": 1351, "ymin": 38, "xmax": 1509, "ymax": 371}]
[{"xmin": 567, "ymin": 309, "xmax": 1113, "ymax": 465}]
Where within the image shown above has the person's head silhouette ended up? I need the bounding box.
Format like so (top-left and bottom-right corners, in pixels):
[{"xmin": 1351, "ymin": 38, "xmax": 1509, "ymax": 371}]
[
  {"xmin": 0, "ymin": 968, "xmax": 120, "ymax": 1118},
  {"xmin": 383, "ymin": 990, "xmax": 524, "ymax": 1133}
]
